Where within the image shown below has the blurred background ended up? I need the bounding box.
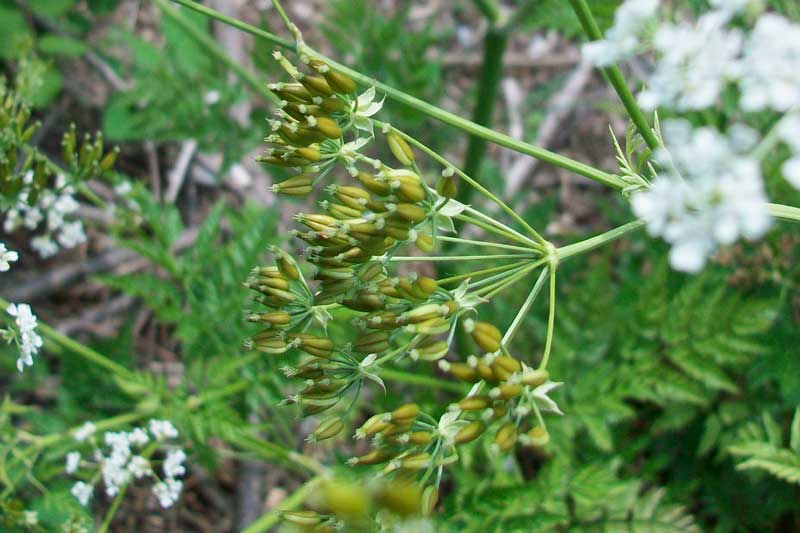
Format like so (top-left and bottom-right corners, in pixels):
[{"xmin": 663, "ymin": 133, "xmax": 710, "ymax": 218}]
[{"xmin": 1, "ymin": 1, "xmax": 799, "ymax": 531}]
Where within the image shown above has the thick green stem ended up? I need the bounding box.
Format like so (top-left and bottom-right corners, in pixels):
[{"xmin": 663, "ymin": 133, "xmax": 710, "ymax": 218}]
[
  {"xmin": 472, "ymin": 0, "xmax": 502, "ymax": 23},
  {"xmin": 557, "ymin": 219, "xmax": 646, "ymax": 261},
  {"xmin": 460, "ymin": 26, "xmax": 509, "ymax": 206},
  {"xmin": 568, "ymin": 0, "xmax": 661, "ymax": 151},
  {"xmin": 169, "ymin": 0, "xmax": 625, "ymax": 189},
  {"xmin": 153, "ymin": 0, "xmax": 277, "ymax": 103}
]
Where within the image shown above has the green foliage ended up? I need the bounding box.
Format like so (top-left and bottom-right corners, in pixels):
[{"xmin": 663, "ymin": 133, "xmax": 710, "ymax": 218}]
[
  {"xmin": 520, "ymin": 0, "xmax": 621, "ymax": 36},
  {"xmin": 444, "ymin": 458, "xmax": 699, "ymax": 532},
  {"xmin": 100, "ymin": 187, "xmax": 278, "ymax": 361},
  {"xmin": 101, "ymin": 14, "xmax": 260, "ymax": 166},
  {"xmin": 729, "ymin": 408, "xmax": 800, "ymax": 485}
]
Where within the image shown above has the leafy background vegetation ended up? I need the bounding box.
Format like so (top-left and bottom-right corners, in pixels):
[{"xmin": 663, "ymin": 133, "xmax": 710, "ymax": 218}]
[{"xmin": 1, "ymin": 0, "xmax": 798, "ymax": 531}]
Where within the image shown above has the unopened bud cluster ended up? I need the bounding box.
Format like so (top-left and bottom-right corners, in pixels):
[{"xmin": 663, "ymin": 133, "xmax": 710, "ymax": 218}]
[
  {"xmin": 282, "ymin": 478, "xmax": 437, "ymax": 531},
  {"xmin": 247, "ymin": 48, "xmax": 561, "ymax": 522}
]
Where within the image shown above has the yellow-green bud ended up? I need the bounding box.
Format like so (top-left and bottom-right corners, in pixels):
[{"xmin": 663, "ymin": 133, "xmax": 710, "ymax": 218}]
[
  {"xmin": 385, "ymin": 128, "xmax": 415, "ymax": 166},
  {"xmin": 454, "ymin": 420, "xmax": 485, "ymax": 445}
]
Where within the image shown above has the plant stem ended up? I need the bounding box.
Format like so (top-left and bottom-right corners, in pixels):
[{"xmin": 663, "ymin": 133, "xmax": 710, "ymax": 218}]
[
  {"xmin": 455, "ymin": 213, "xmax": 538, "ymax": 247},
  {"xmin": 463, "ymin": 206, "xmax": 543, "ymax": 248},
  {"xmin": 0, "ymin": 296, "xmax": 136, "ymax": 381},
  {"xmin": 502, "ymin": 268, "xmax": 549, "ymax": 345},
  {"xmin": 153, "ymin": 0, "xmax": 277, "ymax": 103},
  {"xmin": 169, "ymin": 0, "xmax": 626, "ymax": 189},
  {"xmin": 437, "ymin": 236, "xmax": 536, "ymax": 252},
  {"xmin": 537, "ymin": 267, "xmax": 557, "ymax": 370},
  {"xmin": 460, "ymin": 24, "xmax": 509, "ymax": 207},
  {"xmin": 768, "ymin": 203, "xmax": 800, "ymax": 223},
  {"xmin": 472, "ymin": 0, "xmax": 503, "ymax": 23},
  {"xmin": 568, "ymin": 0, "xmax": 661, "ymax": 151},
  {"xmin": 235, "ymin": 434, "xmax": 326, "ymax": 476},
  {"xmin": 242, "ymin": 476, "xmax": 321, "ymax": 533},
  {"xmin": 381, "ymin": 368, "xmax": 467, "ymax": 394},
  {"xmin": 556, "ymin": 207, "xmax": 800, "ymax": 263},
  {"xmin": 384, "ymin": 122, "xmax": 548, "ymax": 244},
  {"xmin": 169, "ymin": 0, "xmax": 294, "ymax": 48},
  {"xmin": 437, "ymin": 259, "xmax": 530, "ymax": 285},
  {"xmin": 388, "ymin": 254, "xmax": 535, "ymax": 263},
  {"xmin": 556, "ymin": 219, "xmax": 646, "ymax": 261},
  {"xmin": 99, "ymin": 482, "xmax": 128, "ymax": 533}
]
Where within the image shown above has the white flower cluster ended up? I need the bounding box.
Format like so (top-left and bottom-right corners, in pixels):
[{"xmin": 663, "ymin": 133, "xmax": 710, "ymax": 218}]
[
  {"xmin": 0, "ymin": 242, "xmax": 18, "ymax": 271},
  {"xmin": 582, "ymin": 0, "xmax": 658, "ymax": 66},
  {"xmin": 585, "ymin": 1, "xmax": 800, "ymax": 115},
  {"xmin": 67, "ymin": 419, "xmax": 186, "ymax": 509},
  {"xmin": 6, "ymin": 303, "xmax": 43, "ymax": 372},
  {"xmin": 779, "ymin": 115, "xmax": 800, "ymax": 189},
  {"xmin": 632, "ymin": 120, "xmax": 770, "ymax": 272},
  {"xmin": 4, "ymin": 172, "xmax": 87, "ymax": 258},
  {"xmin": 0, "ymin": 242, "xmax": 43, "ymax": 372},
  {"xmin": 638, "ymin": 10, "xmax": 742, "ymax": 111},
  {"xmin": 583, "ymin": 1, "xmax": 800, "ymax": 272}
]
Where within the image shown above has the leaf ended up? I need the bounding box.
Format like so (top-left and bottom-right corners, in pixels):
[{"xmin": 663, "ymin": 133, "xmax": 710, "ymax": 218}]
[
  {"xmin": 580, "ymin": 413, "xmax": 614, "ymax": 452},
  {"xmin": 38, "ymin": 35, "xmax": 88, "ymax": 57},
  {"xmin": 27, "ymin": 0, "xmax": 76, "ymax": 16},
  {"xmin": 96, "ymin": 273, "xmax": 183, "ymax": 323},
  {"xmin": 627, "ymin": 488, "xmax": 701, "ymax": 533},
  {"xmin": 791, "ymin": 407, "xmax": 800, "ymax": 454},
  {"xmin": 735, "ymin": 451, "xmax": 800, "ymax": 484},
  {"xmin": 87, "ymin": 0, "xmax": 121, "ymax": 14},
  {"xmin": 0, "ymin": 5, "xmax": 31, "ymax": 59}
]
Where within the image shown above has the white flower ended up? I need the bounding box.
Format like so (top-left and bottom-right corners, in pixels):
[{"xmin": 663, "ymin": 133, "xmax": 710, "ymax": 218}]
[
  {"xmin": 0, "ymin": 243, "xmax": 19, "ymax": 272},
  {"xmin": 65, "ymin": 452, "xmax": 81, "ymax": 474},
  {"xmin": 57, "ymin": 221, "xmax": 87, "ymax": 249},
  {"xmin": 21, "ymin": 511, "xmax": 38, "ymax": 526},
  {"xmin": 204, "ymin": 90, "xmax": 221, "ymax": 105},
  {"xmin": 163, "ymin": 449, "xmax": 187, "ymax": 478},
  {"xmin": 639, "ymin": 11, "xmax": 742, "ymax": 110},
  {"xmin": 738, "ymin": 14, "xmax": 800, "ymax": 112},
  {"xmin": 149, "ymin": 419, "xmax": 179, "ymax": 440},
  {"xmin": 31, "ymin": 235, "xmax": 58, "ymax": 258},
  {"xmin": 632, "ymin": 120, "xmax": 771, "ymax": 273},
  {"xmin": 7, "ymin": 303, "xmax": 43, "ymax": 372},
  {"xmin": 152, "ymin": 478, "xmax": 183, "ymax": 508},
  {"xmin": 531, "ymin": 381, "xmax": 564, "ymax": 416},
  {"xmin": 127, "ymin": 427, "xmax": 150, "ymax": 447},
  {"xmin": 127, "ymin": 455, "xmax": 152, "ymax": 479},
  {"xmin": 114, "ymin": 181, "xmax": 132, "ymax": 196},
  {"xmin": 73, "ymin": 422, "xmax": 96, "ymax": 442},
  {"xmin": 102, "ymin": 456, "xmax": 132, "ymax": 497},
  {"xmin": 782, "ymin": 157, "xmax": 800, "ymax": 189},
  {"xmin": 70, "ymin": 481, "xmax": 93, "ymax": 507},
  {"xmin": 352, "ymin": 86, "xmax": 384, "ymax": 135},
  {"xmin": 582, "ymin": 0, "xmax": 658, "ymax": 66},
  {"xmin": 436, "ymin": 410, "xmax": 469, "ymax": 447}
]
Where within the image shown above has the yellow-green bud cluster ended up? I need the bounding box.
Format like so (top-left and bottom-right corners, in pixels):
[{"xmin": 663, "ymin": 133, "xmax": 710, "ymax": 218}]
[
  {"xmin": 1, "ymin": 81, "xmax": 117, "ymax": 204},
  {"xmin": 282, "ymin": 478, "xmax": 436, "ymax": 531},
  {"xmin": 260, "ymin": 55, "xmax": 356, "ymax": 195}
]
